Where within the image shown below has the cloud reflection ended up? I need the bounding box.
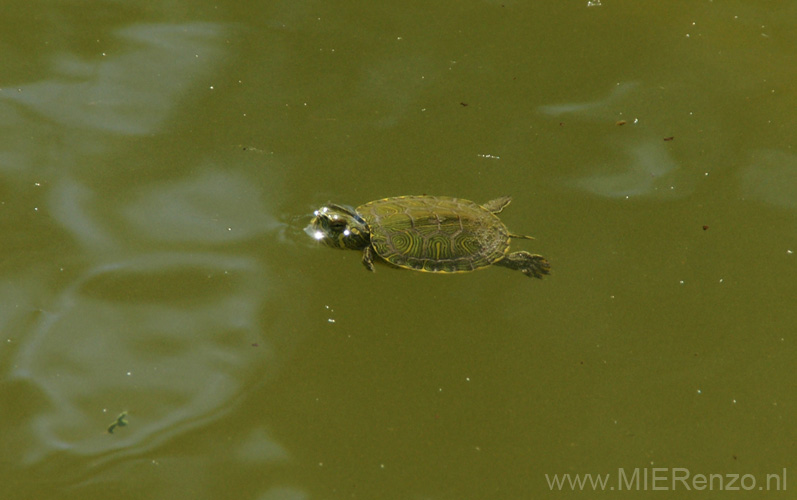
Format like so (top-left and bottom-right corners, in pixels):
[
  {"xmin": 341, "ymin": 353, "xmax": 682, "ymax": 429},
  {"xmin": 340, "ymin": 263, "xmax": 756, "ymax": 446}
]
[
  {"xmin": 539, "ymin": 82, "xmax": 690, "ymax": 199},
  {"xmin": 0, "ymin": 16, "xmax": 290, "ymax": 487}
]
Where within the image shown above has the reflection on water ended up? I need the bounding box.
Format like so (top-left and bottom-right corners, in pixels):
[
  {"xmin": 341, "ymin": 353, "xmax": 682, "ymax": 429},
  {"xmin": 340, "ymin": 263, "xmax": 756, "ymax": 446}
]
[
  {"xmin": 538, "ymin": 81, "xmax": 638, "ymax": 117},
  {"xmin": 0, "ymin": 13, "xmax": 294, "ymax": 499},
  {"xmin": 572, "ymin": 138, "xmax": 680, "ymax": 198},
  {"xmin": 3, "ymin": 23, "xmax": 227, "ymax": 136},
  {"xmin": 122, "ymin": 167, "xmax": 279, "ymax": 244},
  {"xmin": 539, "ymin": 82, "xmax": 695, "ymax": 199},
  {"xmin": 1, "ymin": 2, "xmax": 794, "ymax": 499},
  {"xmin": 11, "ymin": 252, "xmax": 269, "ymax": 465}
]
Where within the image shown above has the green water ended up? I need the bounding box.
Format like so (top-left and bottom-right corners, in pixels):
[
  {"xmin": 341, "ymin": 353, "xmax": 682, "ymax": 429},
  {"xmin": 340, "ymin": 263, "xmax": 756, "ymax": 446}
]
[{"xmin": 1, "ymin": 1, "xmax": 794, "ymax": 499}]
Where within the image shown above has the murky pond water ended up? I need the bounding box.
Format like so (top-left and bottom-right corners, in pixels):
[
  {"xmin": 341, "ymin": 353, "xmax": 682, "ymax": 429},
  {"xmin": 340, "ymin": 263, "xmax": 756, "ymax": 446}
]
[{"xmin": 1, "ymin": 2, "xmax": 794, "ymax": 499}]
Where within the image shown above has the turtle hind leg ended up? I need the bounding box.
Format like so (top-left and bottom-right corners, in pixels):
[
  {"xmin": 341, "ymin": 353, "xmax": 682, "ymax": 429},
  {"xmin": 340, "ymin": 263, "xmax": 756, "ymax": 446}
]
[
  {"xmin": 496, "ymin": 251, "xmax": 551, "ymax": 278},
  {"xmin": 482, "ymin": 196, "xmax": 512, "ymax": 214}
]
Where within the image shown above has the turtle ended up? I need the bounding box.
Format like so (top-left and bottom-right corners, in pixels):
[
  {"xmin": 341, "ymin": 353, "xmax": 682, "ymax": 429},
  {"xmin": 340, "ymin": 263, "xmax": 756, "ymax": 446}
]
[{"xmin": 306, "ymin": 195, "xmax": 551, "ymax": 278}]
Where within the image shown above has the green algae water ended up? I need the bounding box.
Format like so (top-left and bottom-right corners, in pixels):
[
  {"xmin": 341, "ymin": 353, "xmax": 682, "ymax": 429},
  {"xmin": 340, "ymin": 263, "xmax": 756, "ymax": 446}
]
[{"xmin": 1, "ymin": 2, "xmax": 794, "ymax": 499}]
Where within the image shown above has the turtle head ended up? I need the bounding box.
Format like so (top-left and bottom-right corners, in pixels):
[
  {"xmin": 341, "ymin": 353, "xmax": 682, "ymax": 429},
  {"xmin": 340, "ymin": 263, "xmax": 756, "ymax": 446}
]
[{"xmin": 306, "ymin": 204, "xmax": 370, "ymax": 250}]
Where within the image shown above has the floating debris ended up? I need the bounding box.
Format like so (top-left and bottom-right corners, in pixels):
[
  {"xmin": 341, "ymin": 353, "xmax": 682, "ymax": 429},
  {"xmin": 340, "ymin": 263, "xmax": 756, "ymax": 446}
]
[{"xmin": 107, "ymin": 411, "xmax": 129, "ymax": 434}]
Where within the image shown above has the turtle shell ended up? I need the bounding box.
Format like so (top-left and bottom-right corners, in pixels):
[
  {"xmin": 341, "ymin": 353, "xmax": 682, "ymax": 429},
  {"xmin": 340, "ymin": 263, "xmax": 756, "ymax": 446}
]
[{"xmin": 356, "ymin": 196, "xmax": 510, "ymax": 273}]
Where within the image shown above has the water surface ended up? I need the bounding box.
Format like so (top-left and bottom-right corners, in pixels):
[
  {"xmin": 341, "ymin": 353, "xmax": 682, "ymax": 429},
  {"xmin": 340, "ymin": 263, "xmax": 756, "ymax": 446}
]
[{"xmin": 1, "ymin": 1, "xmax": 794, "ymax": 499}]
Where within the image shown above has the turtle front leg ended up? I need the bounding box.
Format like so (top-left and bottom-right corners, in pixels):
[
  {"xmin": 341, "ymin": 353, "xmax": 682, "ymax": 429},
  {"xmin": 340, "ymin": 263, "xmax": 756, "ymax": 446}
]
[
  {"xmin": 362, "ymin": 246, "xmax": 376, "ymax": 272},
  {"xmin": 496, "ymin": 251, "xmax": 551, "ymax": 278}
]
